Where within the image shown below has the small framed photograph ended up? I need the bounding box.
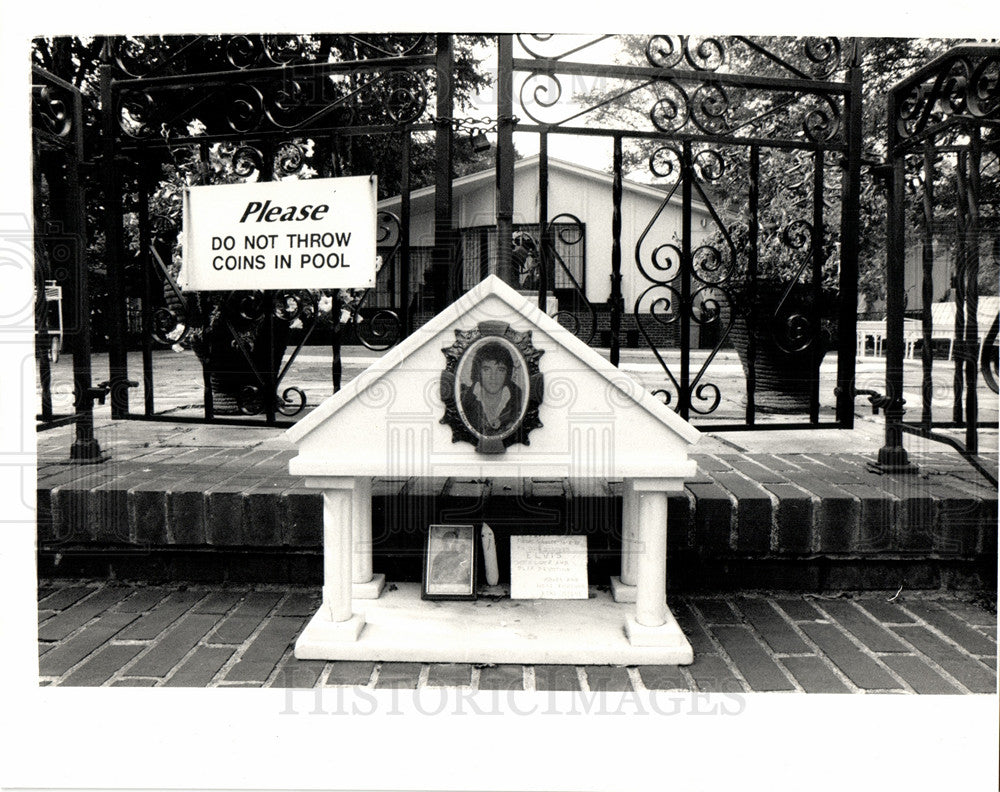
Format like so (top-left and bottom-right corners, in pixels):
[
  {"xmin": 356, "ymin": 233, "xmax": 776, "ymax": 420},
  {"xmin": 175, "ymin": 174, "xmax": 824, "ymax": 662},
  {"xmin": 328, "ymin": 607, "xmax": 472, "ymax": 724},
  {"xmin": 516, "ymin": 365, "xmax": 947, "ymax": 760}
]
[{"xmin": 422, "ymin": 524, "xmax": 478, "ymax": 600}]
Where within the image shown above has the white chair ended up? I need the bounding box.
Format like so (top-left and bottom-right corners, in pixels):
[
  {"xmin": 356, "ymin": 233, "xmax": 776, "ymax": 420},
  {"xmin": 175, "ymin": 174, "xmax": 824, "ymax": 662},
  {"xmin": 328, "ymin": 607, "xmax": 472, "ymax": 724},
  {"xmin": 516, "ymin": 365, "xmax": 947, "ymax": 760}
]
[{"xmin": 856, "ymin": 319, "xmax": 885, "ymax": 358}]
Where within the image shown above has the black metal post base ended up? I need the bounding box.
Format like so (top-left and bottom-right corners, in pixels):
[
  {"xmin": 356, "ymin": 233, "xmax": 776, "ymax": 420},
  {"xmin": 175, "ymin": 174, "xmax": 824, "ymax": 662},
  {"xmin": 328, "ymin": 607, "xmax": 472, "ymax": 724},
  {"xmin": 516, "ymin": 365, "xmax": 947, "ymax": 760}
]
[
  {"xmin": 70, "ymin": 438, "xmax": 108, "ymax": 464},
  {"xmin": 869, "ymin": 446, "xmax": 919, "ymax": 475}
]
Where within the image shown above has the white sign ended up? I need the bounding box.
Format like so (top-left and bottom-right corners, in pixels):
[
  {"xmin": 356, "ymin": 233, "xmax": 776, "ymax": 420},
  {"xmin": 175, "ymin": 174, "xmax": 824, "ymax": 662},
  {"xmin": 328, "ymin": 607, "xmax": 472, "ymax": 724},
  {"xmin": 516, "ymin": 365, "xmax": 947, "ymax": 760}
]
[
  {"xmin": 509, "ymin": 535, "xmax": 589, "ymax": 600},
  {"xmin": 181, "ymin": 175, "xmax": 378, "ymax": 291}
]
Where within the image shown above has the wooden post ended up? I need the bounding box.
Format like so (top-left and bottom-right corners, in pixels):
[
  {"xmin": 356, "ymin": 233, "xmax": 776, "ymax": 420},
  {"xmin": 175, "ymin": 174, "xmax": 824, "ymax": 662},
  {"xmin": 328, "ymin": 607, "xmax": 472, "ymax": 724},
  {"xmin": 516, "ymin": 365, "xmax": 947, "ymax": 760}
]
[
  {"xmin": 352, "ymin": 476, "xmax": 373, "ymax": 584},
  {"xmin": 620, "ymin": 479, "xmax": 638, "ymax": 587},
  {"xmin": 634, "ymin": 488, "xmax": 668, "ymax": 627},
  {"xmin": 322, "ymin": 487, "xmax": 354, "ymax": 622}
]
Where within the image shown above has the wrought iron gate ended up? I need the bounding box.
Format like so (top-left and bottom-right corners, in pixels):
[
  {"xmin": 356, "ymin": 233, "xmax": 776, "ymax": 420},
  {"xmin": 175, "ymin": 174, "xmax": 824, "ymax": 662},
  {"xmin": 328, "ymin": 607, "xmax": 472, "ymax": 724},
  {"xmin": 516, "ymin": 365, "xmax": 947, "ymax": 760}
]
[
  {"xmin": 97, "ymin": 34, "xmax": 458, "ymax": 425},
  {"xmin": 497, "ymin": 35, "xmax": 863, "ymax": 429},
  {"xmin": 32, "ymin": 66, "xmax": 105, "ymax": 460},
  {"xmin": 880, "ymin": 44, "xmax": 999, "ymax": 483},
  {"xmin": 39, "ymin": 33, "xmax": 867, "ymax": 431}
]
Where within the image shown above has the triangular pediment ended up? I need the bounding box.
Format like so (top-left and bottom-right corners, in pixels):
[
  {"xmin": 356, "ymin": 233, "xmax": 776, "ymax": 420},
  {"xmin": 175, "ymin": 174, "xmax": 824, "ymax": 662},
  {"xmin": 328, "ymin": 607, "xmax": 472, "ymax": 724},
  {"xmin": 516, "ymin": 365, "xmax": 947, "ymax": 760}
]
[{"xmin": 286, "ymin": 275, "xmax": 699, "ymax": 480}]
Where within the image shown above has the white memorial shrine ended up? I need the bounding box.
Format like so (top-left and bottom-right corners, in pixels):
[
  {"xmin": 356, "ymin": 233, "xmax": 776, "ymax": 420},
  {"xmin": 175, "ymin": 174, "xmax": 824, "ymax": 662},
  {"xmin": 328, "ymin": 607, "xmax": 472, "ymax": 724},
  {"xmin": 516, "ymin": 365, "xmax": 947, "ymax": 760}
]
[{"xmin": 286, "ymin": 275, "xmax": 700, "ymax": 665}]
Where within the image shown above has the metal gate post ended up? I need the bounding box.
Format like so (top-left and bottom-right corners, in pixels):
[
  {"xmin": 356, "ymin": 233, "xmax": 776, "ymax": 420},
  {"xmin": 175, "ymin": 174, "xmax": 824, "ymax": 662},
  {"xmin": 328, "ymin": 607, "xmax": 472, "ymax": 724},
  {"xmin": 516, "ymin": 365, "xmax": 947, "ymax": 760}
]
[
  {"xmin": 48, "ymin": 71, "xmax": 104, "ymax": 461},
  {"xmin": 537, "ymin": 132, "xmax": 550, "ymax": 311},
  {"xmin": 495, "ymin": 34, "xmax": 516, "ymax": 288},
  {"xmin": 962, "ymin": 129, "xmax": 982, "ymax": 454},
  {"xmin": 399, "ymin": 132, "xmax": 412, "ymax": 337},
  {"xmin": 33, "ymin": 150, "xmax": 54, "ymax": 424},
  {"xmin": 610, "ymin": 135, "xmax": 623, "ymax": 367},
  {"xmin": 679, "ymin": 141, "xmax": 693, "ymax": 420},
  {"xmin": 876, "ymin": 90, "xmax": 914, "ymax": 471},
  {"xmin": 138, "ymin": 156, "xmax": 155, "ymax": 417},
  {"xmin": 835, "ymin": 41, "xmax": 863, "ymax": 428},
  {"xmin": 99, "ymin": 60, "xmax": 130, "ymax": 419},
  {"xmin": 433, "ymin": 33, "xmax": 456, "ymax": 309}
]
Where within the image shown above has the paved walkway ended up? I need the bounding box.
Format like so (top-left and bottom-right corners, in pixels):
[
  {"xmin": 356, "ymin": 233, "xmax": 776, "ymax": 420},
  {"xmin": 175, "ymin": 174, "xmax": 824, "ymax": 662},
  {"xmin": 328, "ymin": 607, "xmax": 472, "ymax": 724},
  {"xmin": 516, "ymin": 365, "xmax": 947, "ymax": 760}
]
[
  {"xmin": 37, "ymin": 579, "xmax": 996, "ymax": 693},
  {"xmin": 36, "ymin": 346, "xmax": 1000, "ymax": 427}
]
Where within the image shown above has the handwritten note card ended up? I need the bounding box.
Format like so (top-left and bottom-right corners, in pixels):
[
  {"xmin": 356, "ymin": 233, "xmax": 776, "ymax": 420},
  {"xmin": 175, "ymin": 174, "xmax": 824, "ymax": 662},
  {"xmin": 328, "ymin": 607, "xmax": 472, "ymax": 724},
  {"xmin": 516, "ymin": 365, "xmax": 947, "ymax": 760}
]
[{"xmin": 509, "ymin": 535, "xmax": 589, "ymax": 600}]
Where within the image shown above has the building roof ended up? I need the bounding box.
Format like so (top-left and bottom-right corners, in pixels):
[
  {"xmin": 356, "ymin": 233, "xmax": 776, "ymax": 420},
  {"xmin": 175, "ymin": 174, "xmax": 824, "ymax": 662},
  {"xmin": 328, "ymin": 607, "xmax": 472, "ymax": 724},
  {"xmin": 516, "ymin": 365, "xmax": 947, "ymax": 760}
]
[{"xmin": 377, "ymin": 154, "xmax": 710, "ymax": 215}]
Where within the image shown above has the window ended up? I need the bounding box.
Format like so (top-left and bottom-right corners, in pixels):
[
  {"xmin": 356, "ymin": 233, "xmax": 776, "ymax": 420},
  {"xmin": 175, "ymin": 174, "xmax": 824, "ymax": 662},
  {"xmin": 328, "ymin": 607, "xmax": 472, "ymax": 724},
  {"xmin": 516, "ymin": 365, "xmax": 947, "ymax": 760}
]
[
  {"xmin": 457, "ymin": 223, "xmax": 586, "ymax": 294},
  {"xmin": 369, "ymin": 246, "xmax": 433, "ymax": 310}
]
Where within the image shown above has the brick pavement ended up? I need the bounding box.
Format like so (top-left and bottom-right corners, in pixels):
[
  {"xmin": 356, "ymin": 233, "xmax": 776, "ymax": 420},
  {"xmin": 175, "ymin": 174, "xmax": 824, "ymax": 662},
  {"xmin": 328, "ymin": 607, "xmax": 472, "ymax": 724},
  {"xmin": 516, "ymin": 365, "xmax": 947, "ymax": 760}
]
[{"xmin": 37, "ymin": 580, "xmax": 997, "ymax": 693}]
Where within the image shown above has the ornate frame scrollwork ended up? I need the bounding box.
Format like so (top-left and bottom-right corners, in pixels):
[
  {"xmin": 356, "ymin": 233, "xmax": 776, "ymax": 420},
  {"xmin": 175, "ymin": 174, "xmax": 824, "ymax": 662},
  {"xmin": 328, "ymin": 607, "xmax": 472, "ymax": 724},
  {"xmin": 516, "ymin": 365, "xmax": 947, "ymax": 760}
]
[{"xmin": 439, "ymin": 321, "xmax": 545, "ymax": 454}]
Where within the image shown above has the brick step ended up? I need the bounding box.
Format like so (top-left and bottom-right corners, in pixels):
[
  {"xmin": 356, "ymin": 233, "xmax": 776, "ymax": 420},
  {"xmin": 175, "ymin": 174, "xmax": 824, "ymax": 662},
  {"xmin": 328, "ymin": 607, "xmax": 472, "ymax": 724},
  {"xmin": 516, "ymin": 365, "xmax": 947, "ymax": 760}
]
[{"xmin": 37, "ymin": 453, "xmax": 998, "ymax": 588}]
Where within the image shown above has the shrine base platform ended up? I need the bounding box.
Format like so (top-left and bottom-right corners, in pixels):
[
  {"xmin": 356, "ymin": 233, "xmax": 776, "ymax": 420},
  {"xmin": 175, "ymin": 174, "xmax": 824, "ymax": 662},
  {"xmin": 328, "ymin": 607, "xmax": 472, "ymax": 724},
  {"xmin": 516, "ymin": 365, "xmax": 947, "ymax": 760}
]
[{"xmin": 294, "ymin": 583, "xmax": 693, "ymax": 665}]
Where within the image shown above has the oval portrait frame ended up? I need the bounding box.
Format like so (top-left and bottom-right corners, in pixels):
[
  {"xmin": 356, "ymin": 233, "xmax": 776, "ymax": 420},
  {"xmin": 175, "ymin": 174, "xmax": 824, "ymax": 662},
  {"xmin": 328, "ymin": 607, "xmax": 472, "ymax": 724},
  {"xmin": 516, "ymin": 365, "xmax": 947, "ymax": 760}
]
[
  {"xmin": 454, "ymin": 336, "xmax": 530, "ymax": 442},
  {"xmin": 440, "ymin": 321, "xmax": 544, "ymax": 454}
]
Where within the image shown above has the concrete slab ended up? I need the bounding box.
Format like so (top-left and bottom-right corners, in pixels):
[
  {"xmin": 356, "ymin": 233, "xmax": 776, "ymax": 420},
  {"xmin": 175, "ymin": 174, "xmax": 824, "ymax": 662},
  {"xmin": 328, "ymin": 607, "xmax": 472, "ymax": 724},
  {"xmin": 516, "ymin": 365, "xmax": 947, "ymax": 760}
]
[{"xmin": 294, "ymin": 583, "xmax": 693, "ymax": 665}]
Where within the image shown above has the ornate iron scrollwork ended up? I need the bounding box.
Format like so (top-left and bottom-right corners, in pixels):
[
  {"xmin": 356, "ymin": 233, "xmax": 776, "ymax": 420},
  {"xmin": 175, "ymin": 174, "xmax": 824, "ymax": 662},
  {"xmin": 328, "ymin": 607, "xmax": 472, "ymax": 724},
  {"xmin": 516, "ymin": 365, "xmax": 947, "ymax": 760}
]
[
  {"xmin": 344, "ymin": 35, "xmax": 430, "ymax": 59},
  {"xmin": 344, "ymin": 211, "xmax": 403, "ymax": 352},
  {"xmin": 274, "ymin": 141, "xmax": 307, "ymax": 176},
  {"xmin": 538, "ymin": 213, "xmax": 596, "ymax": 345},
  {"xmin": 803, "ymin": 37, "xmax": 842, "ymax": 79},
  {"xmin": 116, "ymin": 65, "xmax": 431, "ymax": 141},
  {"xmin": 113, "ymin": 36, "xmax": 173, "ymax": 78},
  {"xmin": 768, "ymin": 219, "xmax": 819, "ymax": 355},
  {"xmin": 32, "ymin": 83, "xmax": 73, "ymax": 139},
  {"xmin": 645, "ymin": 36, "xmax": 726, "ymax": 72},
  {"xmin": 895, "ymin": 48, "xmax": 1000, "ymax": 140},
  {"xmin": 633, "ymin": 146, "xmax": 739, "ymax": 417},
  {"xmin": 516, "ymin": 34, "xmax": 614, "ymax": 61},
  {"xmin": 148, "ymin": 245, "xmax": 190, "ymax": 346},
  {"xmin": 649, "ymin": 82, "xmax": 691, "ymax": 134},
  {"xmin": 231, "ymin": 145, "xmax": 265, "ymax": 179},
  {"xmin": 514, "ymin": 35, "xmax": 847, "ymax": 146},
  {"xmin": 213, "ymin": 289, "xmax": 320, "ymax": 418},
  {"xmin": 225, "ymin": 35, "xmax": 308, "ymax": 70}
]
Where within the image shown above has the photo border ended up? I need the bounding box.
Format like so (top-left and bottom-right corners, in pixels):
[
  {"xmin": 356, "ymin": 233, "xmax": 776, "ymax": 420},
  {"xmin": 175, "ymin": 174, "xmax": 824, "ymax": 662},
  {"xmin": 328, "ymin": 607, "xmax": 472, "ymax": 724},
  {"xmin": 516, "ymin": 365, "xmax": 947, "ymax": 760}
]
[
  {"xmin": 439, "ymin": 320, "xmax": 545, "ymax": 453},
  {"xmin": 421, "ymin": 523, "xmax": 478, "ymax": 601},
  {"xmin": 454, "ymin": 335, "xmax": 531, "ymax": 442}
]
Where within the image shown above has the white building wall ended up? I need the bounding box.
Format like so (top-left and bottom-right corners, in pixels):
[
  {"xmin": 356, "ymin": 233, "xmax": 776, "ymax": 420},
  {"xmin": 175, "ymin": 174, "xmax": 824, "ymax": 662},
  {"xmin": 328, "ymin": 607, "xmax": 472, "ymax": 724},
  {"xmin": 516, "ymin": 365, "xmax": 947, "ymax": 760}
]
[
  {"xmin": 397, "ymin": 161, "xmax": 713, "ymax": 311},
  {"xmin": 407, "ymin": 207, "xmax": 436, "ymax": 250}
]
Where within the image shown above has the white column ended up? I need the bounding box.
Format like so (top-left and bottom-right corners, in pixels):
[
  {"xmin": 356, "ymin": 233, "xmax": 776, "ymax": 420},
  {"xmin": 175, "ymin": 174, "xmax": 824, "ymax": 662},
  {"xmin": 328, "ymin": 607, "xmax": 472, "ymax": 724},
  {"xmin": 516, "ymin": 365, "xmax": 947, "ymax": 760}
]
[
  {"xmin": 352, "ymin": 476, "xmax": 373, "ymax": 584},
  {"xmin": 323, "ymin": 487, "xmax": 353, "ymax": 622},
  {"xmin": 635, "ymin": 488, "xmax": 668, "ymax": 627},
  {"xmin": 620, "ymin": 479, "xmax": 638, "ymax": 587}
]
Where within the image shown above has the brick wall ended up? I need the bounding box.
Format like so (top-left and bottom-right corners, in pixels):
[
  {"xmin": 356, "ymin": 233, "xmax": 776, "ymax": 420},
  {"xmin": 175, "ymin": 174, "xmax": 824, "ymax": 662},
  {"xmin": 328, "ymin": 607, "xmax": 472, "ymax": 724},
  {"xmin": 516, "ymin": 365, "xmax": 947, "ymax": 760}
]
[{"xmin": 36, "ymin": 451, "xmax": 998, "ymax": 590}]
